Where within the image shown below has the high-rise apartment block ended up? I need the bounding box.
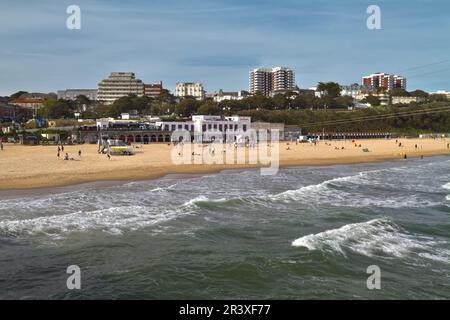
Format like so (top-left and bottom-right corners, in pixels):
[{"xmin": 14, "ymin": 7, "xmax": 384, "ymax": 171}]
[
  {"xmin": 98, "ymin": 72, "xmax": 144, "ymax": 104},
  {"xmin": 249, "ymin": 67, "xmax": 295, "ymax": 96},
  {"xmin": 175, "ymin": 82, "xmax": 205, "ymax": 100},
  {"xmin": 362, "ymin": 72, "xmax": 407, "ymax": 91}
]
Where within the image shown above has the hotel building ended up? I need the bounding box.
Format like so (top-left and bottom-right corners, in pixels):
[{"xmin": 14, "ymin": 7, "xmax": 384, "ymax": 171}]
[
  {"xmin": 249, "ymin": 67, "xmax": 295, "ymax": 96},
  {"xmin": 176, "ymin": 82, "xmax": 205, "ymax": 100},
  {"xmin": 98, "ymin": 72, "xmax": 144, "ymax": 104},
  {"xmin": 362, "ymin": 73, "xmax": 407, "ymax": 91}
]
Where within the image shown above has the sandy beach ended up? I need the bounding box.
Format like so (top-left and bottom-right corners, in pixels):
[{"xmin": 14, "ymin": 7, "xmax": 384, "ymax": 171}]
[{"xmin": 0, "ymin": 138, "xmax": 449, "ymax": 190}]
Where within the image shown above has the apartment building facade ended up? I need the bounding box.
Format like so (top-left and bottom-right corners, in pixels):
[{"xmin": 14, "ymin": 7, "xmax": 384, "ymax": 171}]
[
  {"xmin": 362, "ymin": 72, "xmax": 407, "ymax": 91},
  {"xmin": 98, "ymin": 72, "xmax": 144, "ymax": 104},
  {"xmin": 249, "ymin": 67, "xmax": 295, "ymax": 96},
  {"xmin": 144, "ymin": 81, "xmax": 163, "ymax": 97},
  {"xmin": 175, "ymin": 82, "xmax": 205, "ymax": 100}
]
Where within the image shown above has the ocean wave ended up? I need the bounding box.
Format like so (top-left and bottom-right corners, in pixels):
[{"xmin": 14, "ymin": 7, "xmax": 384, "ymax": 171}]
[
  {"xmin": 442, "ymin": 183, "xmax": 450, "ymax": 190},
  {"xmin": 177, "ymin": 168, "xmax": 440, "ymax": 210},
  {"xmin": 0, "ymin": 205, "xmax": 192, "ymax": 239},
  {"xmin": 269, "ymin": 172, "xmax": 438, "ymax": 208},
  {"xmin": 292, "ymin": 218, "xmax": 450, "ymax": 262},
  {"xmin": 182, "ymin": 196, "xmax": 228, "ymax": 208}
]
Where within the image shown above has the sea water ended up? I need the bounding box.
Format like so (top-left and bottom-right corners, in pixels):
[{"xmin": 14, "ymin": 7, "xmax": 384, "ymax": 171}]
[{"xmin": 0, "ymin": 156, "xmax": 449, "ymax": 299}]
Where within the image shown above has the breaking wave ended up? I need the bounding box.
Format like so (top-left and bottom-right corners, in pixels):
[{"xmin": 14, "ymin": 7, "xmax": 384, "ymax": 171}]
[
  {"xmin": 292, "ymin": 218, "xmax": 450, "ymax": 262},
  {"xmin": 0, "ymin": 205, "xmax": 193, "ymax": 239},
  {"xmin": 173, "ymin": 168, "xmax": 441, "ymax": 210}
]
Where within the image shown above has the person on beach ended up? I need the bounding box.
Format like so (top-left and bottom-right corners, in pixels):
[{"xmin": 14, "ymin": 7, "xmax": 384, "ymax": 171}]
[
  {"xmin": 107, "ymin": 154, "xmax": 111, "ymax": 160},
  {"xmin": 57, "ymin": 151, "xmax": 60, "ymax": 158},
  {"xmin": 58, "ymin": 146, "xmax": 61, "ymax": 152},
  {"xmin": 78, "ymin": 150, "xmax": 82, "ymax": 158},
  {"xmin": 64, "ymin": 153, "xmax": 69, "ymax": 161},
  {"xmin": 0, "ymin": 142, "xmax": 3, "ymax": 151},
  {"xmin": 61, "ymin": 145, "xmax": 64, "ymax": 152},
  {"xmin": 404, "ymin": 154, "xmax": 407, "ymax": 159},
  {"xmin": 447, "ymin": 143, "xmax": 449, "ymax": 149}
]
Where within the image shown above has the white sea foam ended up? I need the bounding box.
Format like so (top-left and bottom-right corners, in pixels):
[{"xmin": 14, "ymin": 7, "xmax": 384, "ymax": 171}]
[
  {"xmin": 442, "ymin": 183, "xmax": 450, "ymax": 190},
  {"xmin": 292, "ymin": 218, "xmax": 450, "ymax": 262},
  {"xmin": 269, "ymin": 171, "xmax": 438, "ymax": 208},
  {"xmin": 0, "ymin": 205, "xmax": 191, "ymax": 239},
  {"xmin": 150, "ymin": 183, "xmax": 178, "ymax": 192},
  {"xmin": 182, "ymin": 196, "xmax": 228, "ymax": 207}
]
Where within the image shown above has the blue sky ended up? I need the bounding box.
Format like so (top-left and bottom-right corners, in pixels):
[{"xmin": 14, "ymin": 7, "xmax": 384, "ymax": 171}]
[{"xmin": 1, "ymin": 0, "xmax": 449, "ymax": 96}]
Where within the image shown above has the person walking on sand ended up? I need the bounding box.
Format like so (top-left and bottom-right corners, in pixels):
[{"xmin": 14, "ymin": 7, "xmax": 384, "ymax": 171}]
[
  {"xmin": 0, "ymin": 142, "xmax": 3, "ymax": 151},
  {"xmin": 58, "ymin": 146, "xmax": 61, "ymax": 152},
  {"xmin": 57, "ymin": 151, "xmax": 60, "ymax": 158},
  {"xmin": 61, "ymin": 145, "xmax": 64, "ymax": 152},
  {"xmin": 78, "ymin": 150, "xmax": 82, "ymax": 158},
  {"xmin": 107, "ymin": 154, "xmax": 111, "ymax": 160}
]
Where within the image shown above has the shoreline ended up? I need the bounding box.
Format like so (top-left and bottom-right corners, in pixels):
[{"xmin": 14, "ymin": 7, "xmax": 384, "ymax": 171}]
[
  {"xmin": 1, "ymin": 152, "xmax": 449, "ymax": 199},
  {"xmin": 0, "ymin": 139, "xmax": 449, "ymax": 194}
]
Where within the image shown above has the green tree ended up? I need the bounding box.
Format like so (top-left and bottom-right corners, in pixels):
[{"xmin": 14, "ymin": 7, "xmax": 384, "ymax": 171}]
[
  {"xmin": 197, "ymin": 101, "xmax": 220, "ymax": 115},
  {"xmin": 361, "ymin": 95, "xmax": 381, "ymax": 106},
  {"xmin": 175, "ymin": 98, "xmax": 199, "ymax": 117},
  {"xmin": 390, "ymin": 88, "xmax": 410, "ymax": 97},
  {"xmin": 409, "ymin": 90, "xmax": 429, "ymax": 98},
  {"xmin": 317, "ymin": 82, "xmax": 341, "ymax": 98},
  {"xmin": 9, "ymin": 91, "xmax": 28, "ymax": 100},
  {"xmin": 38, "ymin": 99, "xmax": 74, "ymax": 119}
]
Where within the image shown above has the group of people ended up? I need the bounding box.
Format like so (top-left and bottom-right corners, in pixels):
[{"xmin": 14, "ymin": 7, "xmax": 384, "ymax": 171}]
[{"xmin": 56, "ymin": 145, "xmax": 82, "ymax": 161}]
